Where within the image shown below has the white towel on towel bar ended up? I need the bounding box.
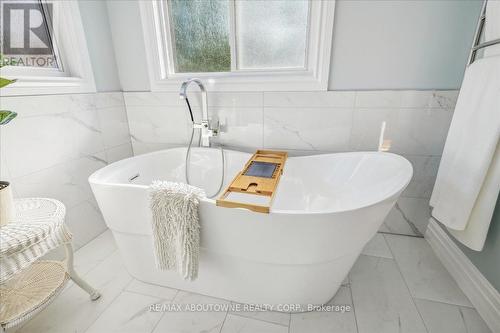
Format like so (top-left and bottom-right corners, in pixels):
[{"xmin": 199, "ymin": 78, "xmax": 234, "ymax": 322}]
[
  {"xmin": 430, "ymin": 56, "xmax": 500, "ymax": 250},
  {"xmin": 149, "ymin": 181, "xmax": 205, "ymax": 280},
  {"xmin": 447, "ymin": 142, "xmax": 500, "ymax": 250}
]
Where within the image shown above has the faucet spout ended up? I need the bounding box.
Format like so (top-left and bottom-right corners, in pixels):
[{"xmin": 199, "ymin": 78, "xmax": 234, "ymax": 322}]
[
  {"xmin": 180, "ymin": 78, "xmax": 217, "ymax": 147},
  {"xmin": 180, "ymin": 78, "xmax": 208, "ymax": 122}
]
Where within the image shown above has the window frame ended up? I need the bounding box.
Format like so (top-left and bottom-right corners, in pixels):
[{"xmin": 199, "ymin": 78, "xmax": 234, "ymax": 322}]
[
  {"xmin": 139, "ymin": 0, "xmax": 335, "ymax": 92},
  {"xmin": 1, "ymin": 0, "xmax": 96, "ymax": 96}
]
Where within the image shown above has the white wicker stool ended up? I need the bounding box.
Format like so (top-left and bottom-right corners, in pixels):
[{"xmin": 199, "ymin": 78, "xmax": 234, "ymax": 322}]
[{"xmin": 0, "ymin": 198, "xmax": 101, "ymax": 331}]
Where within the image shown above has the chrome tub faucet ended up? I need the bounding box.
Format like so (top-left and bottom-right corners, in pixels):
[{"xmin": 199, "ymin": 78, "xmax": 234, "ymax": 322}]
[{"xmin": 179, "ymin": 78, "xmax": 219, "ymax": 147}]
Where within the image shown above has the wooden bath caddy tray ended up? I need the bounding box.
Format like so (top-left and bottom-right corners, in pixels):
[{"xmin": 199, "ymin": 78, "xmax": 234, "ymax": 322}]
[{"xmin": 216, "ymin": 150, "xmax": 288, "ymax": 213}]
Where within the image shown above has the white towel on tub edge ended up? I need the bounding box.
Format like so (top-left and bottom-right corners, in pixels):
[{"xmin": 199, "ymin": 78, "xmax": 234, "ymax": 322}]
[{"xmin": 149, "ymin": 181, "xmax": 205, "ymax": 280}]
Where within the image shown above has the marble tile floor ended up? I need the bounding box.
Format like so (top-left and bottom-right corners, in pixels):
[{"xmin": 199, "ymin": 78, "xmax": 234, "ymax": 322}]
[{"xmin": 10, "ymin": 230, "xmax": 491, "ymax": 333}]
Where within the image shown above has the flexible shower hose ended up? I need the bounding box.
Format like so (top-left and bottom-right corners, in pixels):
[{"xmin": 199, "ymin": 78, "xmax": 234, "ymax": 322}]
[{"xmin": 183, "ymin": 97, "xmax": 225, "ymax": 199}]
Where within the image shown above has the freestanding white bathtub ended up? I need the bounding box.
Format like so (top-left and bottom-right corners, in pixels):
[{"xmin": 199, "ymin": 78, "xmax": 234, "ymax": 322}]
[{"xmin": 89, "ymin": 147, "xmax": 412, "ymax": 308}]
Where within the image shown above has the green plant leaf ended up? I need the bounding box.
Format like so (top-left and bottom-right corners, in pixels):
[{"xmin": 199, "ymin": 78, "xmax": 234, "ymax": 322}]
[
  {"xmin": 0, "ymin": 110, "xmax": 17, "ymax": 125},
  {"xmin": 0, "ymin": 77, "xmax": 16, "ymax": 88}
]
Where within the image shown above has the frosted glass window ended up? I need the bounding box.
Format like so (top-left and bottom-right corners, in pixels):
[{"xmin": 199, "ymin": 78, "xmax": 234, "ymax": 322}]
[
  {"xmin": 168, "ymin": 0, "xmax": 231, "ymax": 73},
  {"xmin": 235, "ymin": 0, "xmax": 309, "ymax": 70}
]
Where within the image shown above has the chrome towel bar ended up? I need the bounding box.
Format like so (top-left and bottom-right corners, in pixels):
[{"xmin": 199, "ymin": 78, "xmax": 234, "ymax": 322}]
[{"xmin": 468, "ymin": 0, "xmax": 500, "ymax": 65}]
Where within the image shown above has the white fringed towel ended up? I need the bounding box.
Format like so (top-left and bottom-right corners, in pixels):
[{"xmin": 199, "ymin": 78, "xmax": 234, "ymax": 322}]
[
  {"xmin": 430, "ymin": 56, "xmax": 500, "ymax": 250},
  {"xmin": 149, "ymin": 181, "xmax": 205, "ymax": 280}
]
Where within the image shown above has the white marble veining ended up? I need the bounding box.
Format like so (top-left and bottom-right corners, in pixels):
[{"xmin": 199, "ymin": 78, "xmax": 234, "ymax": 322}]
[
  {"xmin": 72, "ymin": 230, "xmax": 117, "ymax": 276},
  {"xmin": 123, "ymin": 91, "xmax": 263, "ymax": 108},
  {"xmin": 384, "ymin": 234, "xmax": 473, "ymax": 307},
  {"xmin": 264, "ymin": 91, "xmax": 355, "ymax": 108},
  {"xmin": 121, "ymin": 89, "xmax": 458, "ymax": 237},
  {"xmin": 124, "ymin": 91, "xmax": 265, "ymax": 154},
  {"xmin": 65, "ymin": 200, "xmax": 108, "ymax": 248},
  {"xmin": 211, "ymin": 107, "xmax": 263, "ymax": 148},
  {"xmin": 1, "ymin": 92, "xmax": 133, "ymax": 250},
  {"xmin": 264, "ymin": 107, "xmax": 353, "ymax": 151},
  {"xmin": 126, "ymin": 279, "xmax": 178, "ymax": 301},
  {"xmin": 13, "ymin": 153, "xmax": 106, "ymax": 209},
  {"xmin": 460, "ymin": 306, "xmax": 493, "ymax": 333},
  {"xmin": 361, "ymin": 233, "xmax": 394, "ymax": 258},
  {"xmin": 131, "ymin": 141, "xmax": 178, "ymax": 156},
  {"xmin": 0, "ymin": 94, "xmax": 95, "ymax": 118},
  {"xmin": 382, "ymin": 197, "xmax": 431, "ymax": 236},
  {"xmin": 13, "ymin": 229, "xmax": 492, "ymax": 333},
  {"xmin": 402, "ymin": 155, "xmax": 441, "ymax": 198},
  {"xmin": 152, "ymin": 291, "xmax": 229, "ymax": 333},
  {"xmin": 221, "ymin": 314, "xmax": 288, "ymax": 333},
  {"xmin": 400, "ymin": 90, "xmax": 459, "ymax": 109},
  {"xmin": 414, "ymin": 298, "xmax": 491, "ymax": 333},
  {"xmin": 391, "ymin": 107, "xmax": 454, "ymax": 155},
  {"xmin": 98, "ymin": 105, "xmax": 131, "ymax": 149},
  {"xmin": 355, "ymin": 90, "xmax": 458, "ymax": 109},
  {"xmin": 355, "ymin": 90, "xmax": 404, "ymax": 108},
  {"xmin": 2, "ymin": 110, "xmax": 103, "ymax": 178},
  {"xmin": 229, "ymin": 303, "xmax": 290, "ymax": 326},
  {"xmin": 86, "ymin": 291, "xmax": 164, "ymax": 333},
  {"xmin": 349, "ymin": 107, "xmax": 399, "ymax": 151},
  {"xmin": 2, "ymin": 89, "xmax": 459, "ymax": 255},
  {"xmin": 18, "ymin": 251, "xmax": 132, "ymax": 333},
  {"xmin": 289, "ymin": 285, "xmax": 357, "ymax": 333},
  {"xmin": 126, "ymin": 105, "xmax": 192, "ymax": 146},
  {"xmin": 349, "ymin": 107, "xmax": 453, "ymax": 155},
  {"xmin": 349, "ymin": 255, "xmax": 427, "ymax": 333},
  {"xmin": 208, "ymin": 92, "xmax": 263, "ymax": 108},
  {"xmin": 105, "ymin": 143, "xmax": 134, "ymax": 163}
]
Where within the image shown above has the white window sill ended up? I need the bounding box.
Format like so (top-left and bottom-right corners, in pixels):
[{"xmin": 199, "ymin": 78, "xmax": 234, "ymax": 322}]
[
  {"xmin": 150, "ymin": 70, "xmax": 328, "ymax": 92},
  {"xmin": 0, "ymin": 76, "xmax": 96, "ymax": 96}
]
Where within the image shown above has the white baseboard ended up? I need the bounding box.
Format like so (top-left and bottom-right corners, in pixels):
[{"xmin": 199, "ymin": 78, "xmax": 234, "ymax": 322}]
[{"xmin": 425, "ymin": 219, "xmax": 500, "ymax": 332}]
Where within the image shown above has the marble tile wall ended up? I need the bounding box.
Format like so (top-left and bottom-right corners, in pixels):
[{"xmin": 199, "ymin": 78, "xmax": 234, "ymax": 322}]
[
  {"xmin": 0, "ymin": 92, "xmax": 133, "ymax": 249},
  {"xmin": 124, "ymin": 90, "xmax": 459, "ymax": 236},
  {"xmin": 0, "ymin": 90, "xmax": 456, "ymax": 246}
]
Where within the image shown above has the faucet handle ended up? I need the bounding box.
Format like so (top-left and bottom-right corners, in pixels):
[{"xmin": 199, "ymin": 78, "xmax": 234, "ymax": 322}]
[{"xmin": 209, "ymin": 119, "xmax": 220, "ymax": 136}]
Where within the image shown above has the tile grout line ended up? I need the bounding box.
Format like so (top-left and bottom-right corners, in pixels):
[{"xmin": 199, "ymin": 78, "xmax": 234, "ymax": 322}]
[
  {"xmin": 122, "ymin": 288, "xmax": 178, "ymax": 303},
  {"xmin": 287, "ymin": 310, "xmax": 291, "ymax": 333},
  {"xmin": 218, "ymin": 308, "xmax": 230, "ymax": 333},
  {"xmin": 81, "ymin": 277, "xmax": 134, "ymax": 333},
  {"xmin": 347, "ymin": 275, "xmax": 360, "ymax": 333},
  {"xmin": 378, "ymin": 231, "xmax": 424, "ymax": 238},
  {"xmin": 382, "ymin": 234, "xmax": 430, "ymax": 333},
  {"xmin": 76, "ymin": 234, "xmax": 126, "ymax": 333},
  {"xmin": 149, "ymin": 297, "xmax": 175, "ymax": 333},
  {"xmin": 394, "ymin": 202, "xmax": 424, "ymax": 237},
  {"xmin": 412, "ymin": 296, "xmax": 476, "ymax": 309},
  {"xmin": 228, "ymin": 312, "xmax": 290, "ymax": 328}
]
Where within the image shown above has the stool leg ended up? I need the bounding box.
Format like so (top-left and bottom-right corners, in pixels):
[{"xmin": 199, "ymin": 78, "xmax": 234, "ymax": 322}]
[{"xmin": 64, "ymin": 243, "xmax": 101, "ymax": 301}]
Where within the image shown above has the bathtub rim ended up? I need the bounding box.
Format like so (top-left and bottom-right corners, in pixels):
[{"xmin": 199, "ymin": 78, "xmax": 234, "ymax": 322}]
[{"xmin": 89, "ymin": 147, "xmax": 413, "ymax": 216}]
